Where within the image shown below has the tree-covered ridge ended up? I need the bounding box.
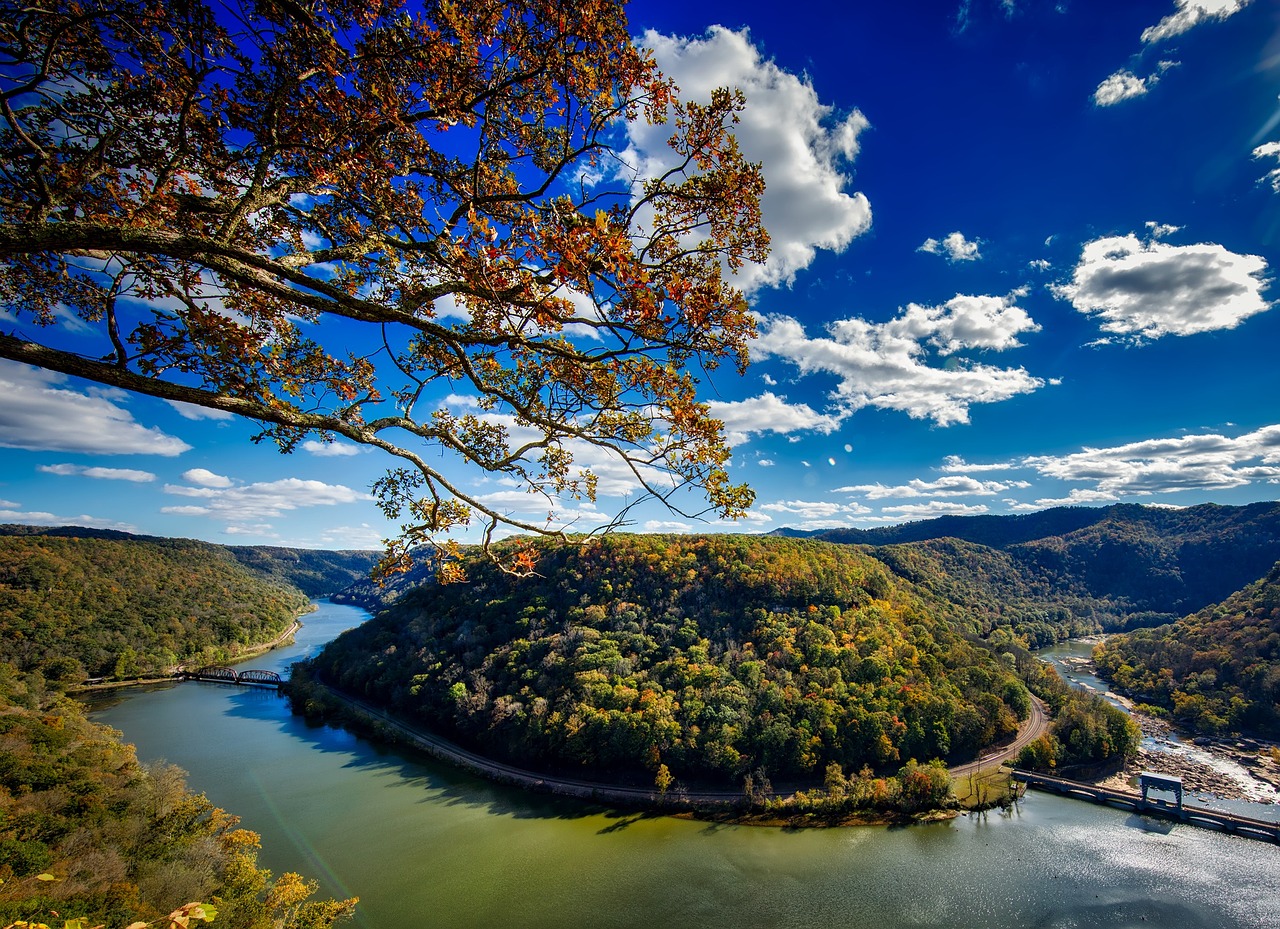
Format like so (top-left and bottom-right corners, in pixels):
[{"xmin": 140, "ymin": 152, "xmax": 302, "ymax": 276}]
[
  {"xmin": 0, "ymin": 524, "xmax": 381, "ymax": 601},
  {"xmin": 0, "ymin": 667, "xmax": 355, "ymax": 927},
  {"xmin": 859, "ymin": 502, "xmax": 1280, "ymax": 646},
  {"xmin": 304, "ymin": 535, "xmax": 1032, "ymax": 788},
  {"xmin": 871, "ymin": 539, "xmax": 1118, "ymax": 648},
  {"xmin": 223, "ymin": 546, "xmax": 380, "ymax": 599},
  {"xmin": 1093, "ymin": 560, "xmax": 1280, "ymax": 738},
  {"xmin": 0, "ymin": 533, "xmax": 311, "ymax": 682}
]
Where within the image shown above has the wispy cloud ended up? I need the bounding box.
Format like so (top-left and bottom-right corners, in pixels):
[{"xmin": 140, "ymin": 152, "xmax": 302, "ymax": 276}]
[
  {"xmin": 938, "ymin": 455, "xmax": 1017, "ymax": 473},
  {"xmin": 302, "ymin": 439, "xmax": 364, "ymax": 458},
  {"xmin": 878, "ymin": 501, "xmax": 990, "ymax": 519},
  {"xmin": 1253, "ymin": 141, "xmax": 1280, "ymax": 193},
  {"xmin": 837, "ymin": 475, "xmax": 1029, "ymax": 499},
  {"xmin": 162, "ymin": 474, "xmax": 370, "ymax": 525},
  {"xmin": 1140, "ymin": 0, "xmax": 1252, "ymax": 44},
  {"xmin": 164, "ymin": 400, "xmax": 234, "ymax": 422},
  {"xmin": 758, "ymin": 499, "xmax": 871, "ymax": 530},
  {"xmin": 37, "ymin": 464, "xmax": 156, "ymax": 482},
  {"xmin": 1094, "ymin": 0, "xmax": 1244, "ymax": 106},
  {"xmin": 0, "ymin": 505, "xmax": 137, "ymax": 531}
]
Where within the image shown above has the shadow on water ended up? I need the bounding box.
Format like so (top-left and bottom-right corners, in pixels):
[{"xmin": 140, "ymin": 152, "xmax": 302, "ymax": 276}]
[
  {"xmin": 213, "ymin": 681, "xmax": 655, "ymax": 827},
  {"xmin": 596, "ymin": 812, "xmax": 664, "ymax": 834},
  {"xmin": 1124, "ymin": 812, "xmax": 1176, "ymax": 835}
]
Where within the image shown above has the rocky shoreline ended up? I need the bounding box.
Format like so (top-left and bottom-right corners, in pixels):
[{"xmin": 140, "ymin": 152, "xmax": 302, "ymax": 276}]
[
  {"xmin": 1091, "ymin": 709, "xmax": 1280, "ymax": 804},
  {"xmin": 1054, "ymin": 657, "xmax": 1280, "ymax": 805}
]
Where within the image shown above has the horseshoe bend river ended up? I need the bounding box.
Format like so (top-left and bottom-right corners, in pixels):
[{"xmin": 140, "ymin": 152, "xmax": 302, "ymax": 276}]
[{"xmin": 89, "ymin": 601, "xmax": 1280, "ymax": 929}]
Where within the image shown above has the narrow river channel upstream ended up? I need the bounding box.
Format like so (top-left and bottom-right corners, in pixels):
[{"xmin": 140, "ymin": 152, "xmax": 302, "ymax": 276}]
[{"xmin": 89, "ymin": 601, "xmax": 1280, "ymax": 929}]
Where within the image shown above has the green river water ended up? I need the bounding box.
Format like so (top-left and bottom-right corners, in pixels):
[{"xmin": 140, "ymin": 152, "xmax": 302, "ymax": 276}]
[{"xmin": 89, "ymin": 601, "xmax": 1280, "ymax": 929}]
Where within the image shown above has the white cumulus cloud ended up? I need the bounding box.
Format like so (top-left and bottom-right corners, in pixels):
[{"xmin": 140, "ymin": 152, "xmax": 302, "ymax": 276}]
[
  {"xmin": 0, "ymin": 361, "xmax": 191, "ymax": 456},
  {"xmin": 919, "ymin": 231, "xmax": 982, "ymax": 262},
  {"xmin": 1140, "ymin": 0, "xmax": 1252, "ymax": 44},
  {"xmin": 182, "ymin": 468, "xmax": 233, "ymax": 488},
  {"xmin": 631, "ymin": 26, "xmax": 872, "ymax": 292},
  {"xmin": 705, "ymin": 392, "xmax": 848, "ymax": 446},
  {"xmin": 753, "ymin": 292, "xmax": 1044, "ymax": 426},
  {"xmin": 1022, "ymin": 424, "xmax": 1280, "ymax": 497},
  {"xmin": 1094, "ymin": 70, "xmax": 1151, "ymax": 106},
  {"xmin": 1053, "ymin": 233, "xmax": 1271, "ymax": 339}
]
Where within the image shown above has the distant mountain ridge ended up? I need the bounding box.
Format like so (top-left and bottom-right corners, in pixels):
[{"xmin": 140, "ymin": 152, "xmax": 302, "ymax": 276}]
[
  {"xmin": 775, "ymin": 502, "xmax": 1280, "ymax": 642},
  {"xmin": 775, "ymin": 502, "xmax": 1280, "ymax": 550},
  {"xmin": 0, "ymin": 524, "xmax": 380, "ymax": 597}
]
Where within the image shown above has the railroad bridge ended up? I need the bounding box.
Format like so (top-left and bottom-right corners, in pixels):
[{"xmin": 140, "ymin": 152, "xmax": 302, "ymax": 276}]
[{"xmin": 185, "ymin": 666, "xmax": 283, "ymax": 689}]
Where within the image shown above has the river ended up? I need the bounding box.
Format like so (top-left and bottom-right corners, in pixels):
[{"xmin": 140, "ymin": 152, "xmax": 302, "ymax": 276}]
[{"xmin": 90, "ymin": 602, "xmax": 1280, "ymax": 929}]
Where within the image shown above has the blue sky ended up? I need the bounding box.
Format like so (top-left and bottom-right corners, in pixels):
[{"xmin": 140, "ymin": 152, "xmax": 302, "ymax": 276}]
[{"xmin": 2, "ymin": 0, "xmax": 1279, "ymax": 549}]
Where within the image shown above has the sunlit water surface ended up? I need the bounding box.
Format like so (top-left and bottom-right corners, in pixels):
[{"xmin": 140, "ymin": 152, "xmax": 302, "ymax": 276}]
[{"xmin": 90, "ymin": 602, "xmax": 1280, "ymax": 929}]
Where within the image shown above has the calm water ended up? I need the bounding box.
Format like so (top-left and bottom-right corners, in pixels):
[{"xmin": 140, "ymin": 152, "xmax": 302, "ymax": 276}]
[{"xmin": 90, "ymin": 602, "xmax": 1280, "ymax": 929}]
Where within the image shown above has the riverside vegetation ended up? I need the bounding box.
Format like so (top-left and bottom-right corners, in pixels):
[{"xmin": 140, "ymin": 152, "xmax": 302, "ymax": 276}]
[
  {"xmin": 0, "ymin": 529, "xmax": 374, "ymax": 927},
  {"xmin": 0, "ymin": 666, "xmax": 356, "ymax": 929},
  {"xmin": 294, "ymin": 533, "xmax": 1138, "ymax": 806},
  {"xmin": 1094, "ymin": 559, "xmax": 1280, "ymax": 738}
]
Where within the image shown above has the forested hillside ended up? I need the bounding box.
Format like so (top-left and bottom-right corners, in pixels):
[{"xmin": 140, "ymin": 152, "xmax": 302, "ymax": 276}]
[
  {"xmin": 871, "ymin": 539, "xmax": 1116, "ymax": 648},
  {"xmin": 0, "ymin": 667, "xmax": 355, "ymax": 927},
  {"xmin": 223, "ymin": 545, "xmax": 379, "ymax": 598},
  {"xmin": 1094, "ymin": 561, "xmax": 1280, "ymax": 738},
  {"xmin": 301, "ymin": 535, "xmax": 1034, "ymax": 787},
  {"xmin": 0, "ymin": 531, "xmax": 312, "ymax": 681},
  {"xmin": 860, "ymin": 503, "xmax": 1280, "ymax": 643},
  {"xmin": 0, "ymin": 525, "xmax": 380, "ymax": 600}
]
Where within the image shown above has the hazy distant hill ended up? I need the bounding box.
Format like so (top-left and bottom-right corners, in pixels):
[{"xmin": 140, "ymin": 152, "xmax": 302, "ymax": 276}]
[
  {"xmin": 773, "ymin": 505, "xmax": 1112, "ymax": 547},
  {"xmin": 223, "ymin": 544, "xmax": 380, "ymax": 597}
]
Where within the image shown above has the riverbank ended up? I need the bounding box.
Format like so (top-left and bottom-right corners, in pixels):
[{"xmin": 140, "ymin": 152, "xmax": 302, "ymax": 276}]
[
  {"xmin": 291, "ymin": 673, "xmax": 1031, "ymax": 827},
  {"xmin": 1057, "ymin": 651, "xmax": 1280, "ymax": 805},
  {"xmin": 69, "ymin": 613, "xmax": 307, "ymax": 694},
  {"xmin": 1092, "ymin": 705, "xmax": 1280, "ymax": 803}
]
